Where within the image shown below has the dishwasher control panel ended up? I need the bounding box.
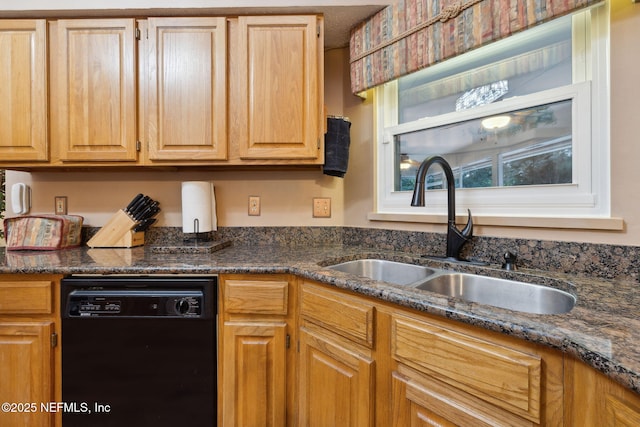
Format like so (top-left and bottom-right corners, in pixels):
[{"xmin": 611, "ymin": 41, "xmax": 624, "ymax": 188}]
[{"xmin": 66, "ymin": 290, "xmax": 204, "ymax": 318}]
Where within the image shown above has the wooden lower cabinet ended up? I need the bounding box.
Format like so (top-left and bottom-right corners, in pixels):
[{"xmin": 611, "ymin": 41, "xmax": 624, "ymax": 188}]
[
  {"xmin": 222, "ymin": 321, "xmax": 287, "ymax": 426},
  {"xmin": 298, "ymin": 280, "xmax": 565, "ymax": 427},
  {"xmin": 386, "ymin": 311, "xmax": 564, "ymax": 426},
  {"xmin": 565, "ymin": 356, "xmax": 640, "ymax": 426},
  {"xmin": 217, "ymin": 276, "xmax": 640, "ymax": 427},
  {"xmin": 298, "ymin": 323, "xmax": 375, "ymax": 427},
  {"xmin": 0, "ymin": 322, "xmax": 54, "ymax": 427},
  {"xmin": 0, "ymin": 274, "xmax": 61, "ymax": 427},
  {"xmin": 218, "ymin": 274, "xmax": 296, "ymax": 427},
  {"xmin": 391, "ymin": 367, "xmax": 485, "ymax": 427},
  {"xmin": 298, "ymin": 281, "xmax": 376, "ymax": 426}
]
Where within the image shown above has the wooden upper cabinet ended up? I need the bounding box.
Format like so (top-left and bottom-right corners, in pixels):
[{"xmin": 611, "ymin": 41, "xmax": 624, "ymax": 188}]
[
  {"xmin": 147, "ymin": 17, "xmax": 227, "ymax": 161},
  {"xmin": 236, "ymin": 15, "xmax": 323, "ymax": 161},
  {"xmin": 1, "ymin": 15, "xmax": 325, "ymax": 169},
  {"xmin": 53, "ymin": 19, "xmax": 137, "ymax": 162},
  {"xmin": 0, "ymin": 20, "xmax": 48, "ymax": 162}
]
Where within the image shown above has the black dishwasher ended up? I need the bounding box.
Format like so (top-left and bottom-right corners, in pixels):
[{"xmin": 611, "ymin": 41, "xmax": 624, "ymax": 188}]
[{"xmin": 61, "ymin": 275, "xmax": 217, "ymax": 427}]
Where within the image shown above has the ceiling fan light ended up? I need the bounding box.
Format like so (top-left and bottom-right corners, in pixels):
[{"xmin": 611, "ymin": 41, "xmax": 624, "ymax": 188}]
[{"xmin": 482, "ymin": 115, "xmax": 511, "ymax": 130}]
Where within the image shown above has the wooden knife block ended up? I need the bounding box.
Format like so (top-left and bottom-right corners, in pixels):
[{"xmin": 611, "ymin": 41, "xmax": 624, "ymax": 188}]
[{"xmin": 87, "ymin": 210, "xmax": 145, "ymax": 248}]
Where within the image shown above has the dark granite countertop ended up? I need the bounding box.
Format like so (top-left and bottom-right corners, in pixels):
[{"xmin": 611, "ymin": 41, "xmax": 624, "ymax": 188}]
[{"xmin": 1, "ymin": 243, "xmax": 638, "ymax": 395}]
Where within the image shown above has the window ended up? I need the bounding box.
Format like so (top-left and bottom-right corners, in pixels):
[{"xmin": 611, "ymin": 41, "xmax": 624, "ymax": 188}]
[{"xmin": 375, "ymin": 6, "xmax": 610, "ymax": 220}]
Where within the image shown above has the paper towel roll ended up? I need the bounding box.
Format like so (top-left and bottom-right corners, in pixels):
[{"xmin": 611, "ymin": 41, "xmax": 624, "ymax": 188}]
[{"xmin": 181, "ymin": 181, "xmax": 217, "ymax": 233}]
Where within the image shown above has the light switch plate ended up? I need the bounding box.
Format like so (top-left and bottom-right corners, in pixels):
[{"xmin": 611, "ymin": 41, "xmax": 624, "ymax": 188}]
[
  {"xmin": 313, "ymin": 197, "xmax": 331, "ymax": 218},
  {"xmin": 248, "ymin": 196, "xmax": 261, "ymax": 216},
  {"xmin": 55, "ymin": 196, "xmax": 67, "ymax": 215}
]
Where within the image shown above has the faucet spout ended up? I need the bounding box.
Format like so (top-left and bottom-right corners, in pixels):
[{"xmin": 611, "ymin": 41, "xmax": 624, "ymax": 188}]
[{"xmin": 411, "ymin": 155, "xmax": 473, "ymax": 260}]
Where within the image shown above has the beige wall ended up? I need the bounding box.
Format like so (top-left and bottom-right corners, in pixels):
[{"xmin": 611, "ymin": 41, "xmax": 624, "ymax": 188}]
[
  {"xmin": 7, "ymin": 1, "xmax": 640, "ymax": 246},
  {"xmin": 6, "ymin": 169, "xmax": 344, "ymax": 228}
]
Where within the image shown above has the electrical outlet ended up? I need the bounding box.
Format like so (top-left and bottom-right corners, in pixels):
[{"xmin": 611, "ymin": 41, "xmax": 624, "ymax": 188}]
[
  {"xmin": 248, "ymin": 196, "xmax": 261, "ymax": 216},
  {"xmin": 313, "ymin": 197, "xmax": 331, "ymax": 218},
  {"xmin": 55, "ymin": 196, "xmax": 67, "ymax": 215}
]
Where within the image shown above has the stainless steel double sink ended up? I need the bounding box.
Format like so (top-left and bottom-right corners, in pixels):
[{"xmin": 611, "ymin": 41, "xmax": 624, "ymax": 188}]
[{"xmin": 325, "ymin": 259, "xmax": 575, "ymax": 315}]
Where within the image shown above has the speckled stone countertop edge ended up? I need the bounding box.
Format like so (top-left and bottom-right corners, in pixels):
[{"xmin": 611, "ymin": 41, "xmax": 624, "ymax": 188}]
[{"xmin": 0, "ymin": 244, "xmax": 638, "ymax": 395}]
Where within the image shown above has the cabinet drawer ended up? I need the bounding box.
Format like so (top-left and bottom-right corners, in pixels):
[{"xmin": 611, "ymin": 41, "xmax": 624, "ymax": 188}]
[
  {"xmin": 300, "ymin": 282, "xmax": 375, "ymax": 348},
  {"xmin": 606, "ymin": 394, "xmax": 640, "ymax": 426},
  {"xmin": 392, "ymin": 367, "xmax": 532, "ymax": 427},
  {"xmin": 0, "ymin": 281, "xmax": 53, "ymax": 314},
  {"xmin": 391, "ymin": 315, "xmax": 541, "ymax": 423},
  {"xmin": 223, "ymin": 279, "xmax": 289, "ymax": 315}
]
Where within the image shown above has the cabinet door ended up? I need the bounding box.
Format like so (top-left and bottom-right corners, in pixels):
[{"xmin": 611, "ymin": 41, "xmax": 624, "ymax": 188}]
[
  {"xmin": 565, "ymin": 357, "xmax": 640, "ymax": 426},
  {"xmin": 298, "ymin": 326, "xmax": 374, "ymax": 427},
  {"xmin": 391, "ymin": 370, "xmax": 456, "ymax": 427},
  {"xmin": 54, "ymin": 19, "xmax": 137, "ymax": 162},
  {"xmin": 221, "ymin": 321, "xmax": 287, "ymax": 427},
  {"xmin": 0, "ymin": 20, "xmax": 48, "ymax": 162},
  {"xmin": 0, "ymin": 322, "xmax": 54, "ymax": 427},
  {"xmin": 236, "ymin": 15, "xmax": 322, "ymax": 160},
  {"xmin": 390, "ymin": 314, "xmax": 544, "ymax": 424},
  {"xmin": 391, "ymin": 368, "xmax": 532, "ymax": 427},
  {"xmin": 147, "ymin": 17, "xmax": 227, "ymax": 161}
]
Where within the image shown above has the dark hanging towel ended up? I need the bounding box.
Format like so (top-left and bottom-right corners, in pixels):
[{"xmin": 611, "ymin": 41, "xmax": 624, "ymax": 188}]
[{"xmin": 323, "ymin": 116, "xmax": 351, "ymax": 178}]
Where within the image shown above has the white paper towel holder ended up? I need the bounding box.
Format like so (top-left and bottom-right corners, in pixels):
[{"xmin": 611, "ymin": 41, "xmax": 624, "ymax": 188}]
[{"xmin": 181, "ymin": 181, "xmax": 217, "ymax": 243}]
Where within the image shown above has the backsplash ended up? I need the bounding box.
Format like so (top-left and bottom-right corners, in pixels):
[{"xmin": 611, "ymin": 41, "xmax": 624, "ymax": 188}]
[
  {"xmin": 340, "ymin": 228, "xmax": 640, "ymax": 281},
  {"xmin": 84, "ymin": 226, "xmax": 640, "ymax": 280}
]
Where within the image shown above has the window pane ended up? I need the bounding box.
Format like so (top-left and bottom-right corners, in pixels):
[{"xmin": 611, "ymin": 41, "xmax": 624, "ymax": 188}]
[
  {"xmin": 502, "ymin": 142, "xmax": 572, "ymax": 186},
  {"xmin": 394, "ymin": 99, "xmax": 572, "ymax": 191},
  {"xmin": 397, "ymin": 16, "xmax": 572, "ymax": 123}
]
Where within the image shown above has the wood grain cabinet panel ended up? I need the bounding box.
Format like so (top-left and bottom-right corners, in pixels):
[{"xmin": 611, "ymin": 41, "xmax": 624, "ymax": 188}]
[
  {"xmin": 53, "ymin": 19, "xmax": 137, "ymax": 162},
  {"xmin": 2, "ymin": 15, "xmax": 325, "ymax": 168},
  {"xmin": 391, "ymin": 366, "xmax": 535, "ymax": 427},
  {"xmin": 0, "ymin": 19, "xmax": 48, "ymax": 163},
  {"xmin": 606, "ymin": 394, "xmax": 640, "ymax": 426},
  {"xmin": 0, "ymin": 280, "xmax": 52, "ymax": 314},
  {"xmin": 147, "ymin": 17, "xmax": 227, "ymax": 161},
  {"xmin": 565, "ymin": 356, "xmax": 640, "ymax": 426},
  {"xmin": 298, "ymin": 325, "xmax": 375, "ymax": 427},
  {"xmin": 223, "ymin": 279, "xmax": 288, "ymax": 315},
  {"xmin": 0, "ymin": 275, "xmax": 63, "ymax": 427},
  {"xmin": 0, "ymin": 322, "xmax": 54, "ymax": 427},
  {"xmin": 219, "ymin": 274, "xmax": 295, "ymax": 427},
  {"xmin": 391, "ymin": 314, "xmax": 542, "ymax": 423},
  {"xmin": 222, "ymin": 321, "xmax": 287, "ymax": 427},
  {"xmin": 300, "ymin": 281, "xmax": 535, "ymax": 427},
  {"xmin": 236, "ymin": 15, "xmax": 323, "ymax": 161},
  {"xmin": 300, "ymin": 281, "xmax": 375, "ymax": 348}
]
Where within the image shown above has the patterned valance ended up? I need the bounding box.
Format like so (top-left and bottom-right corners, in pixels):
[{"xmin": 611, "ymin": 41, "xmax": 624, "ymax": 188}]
[{"xmin": 349, "ymin": 0, "xmax": 602, "ymax": 94}]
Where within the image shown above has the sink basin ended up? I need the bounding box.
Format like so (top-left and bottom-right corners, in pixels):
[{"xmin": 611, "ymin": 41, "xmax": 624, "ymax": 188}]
[
  {"xmin": 326, "ymin": 259, "xmax": 437, "ymax": 286},
  {"xmin": 415, "ymin": 273, "xmax": 575, "ymax": 315},
  {"xmin": 325, "ymin": 259, "xmax": 575, "ymax": 315}
]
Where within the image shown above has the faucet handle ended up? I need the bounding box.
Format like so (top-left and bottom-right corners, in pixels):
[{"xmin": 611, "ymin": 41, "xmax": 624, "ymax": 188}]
[
  {"xmin": 502, "ymin": 251, "xmax": 518, "ymax": 271},
  {"xmin": 461, "ymin": 209, "xmax": 473, "ymax": 239}
]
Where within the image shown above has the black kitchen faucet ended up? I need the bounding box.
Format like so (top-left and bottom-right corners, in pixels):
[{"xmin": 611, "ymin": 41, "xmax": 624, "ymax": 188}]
[{"xmin": 411, "ymin": 155, "xmax": 473, "ymax": 261}]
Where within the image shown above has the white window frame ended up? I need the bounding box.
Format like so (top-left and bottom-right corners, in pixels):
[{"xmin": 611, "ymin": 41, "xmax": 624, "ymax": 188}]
[{"xmin": 373, "ymin": 6, "xmax": 611, "ymax": 222}]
